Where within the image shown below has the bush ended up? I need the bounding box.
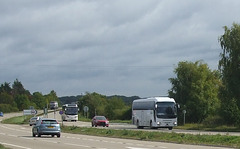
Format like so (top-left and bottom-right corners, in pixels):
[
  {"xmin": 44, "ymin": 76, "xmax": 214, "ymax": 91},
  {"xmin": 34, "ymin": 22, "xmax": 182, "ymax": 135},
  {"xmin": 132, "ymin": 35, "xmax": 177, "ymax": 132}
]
[
  {"xmin": 202, "ymin": 115, "xmax": 224, "ymax": 126},
  {"xmin": 0, "ymin": 104, "xmax": 18, "ymax": 113}
]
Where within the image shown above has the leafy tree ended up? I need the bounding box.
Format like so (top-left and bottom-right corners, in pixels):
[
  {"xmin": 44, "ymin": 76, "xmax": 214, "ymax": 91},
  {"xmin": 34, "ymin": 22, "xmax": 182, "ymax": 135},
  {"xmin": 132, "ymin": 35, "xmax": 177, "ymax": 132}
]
[
  {"xmin": 169, "ymin": 61, "xmax": 221, "ymax": 123},
  {"xmin": 78, "ymin": 92, "xmax": 107, "ymax": 118},
  {"xmin": 32, "ymin": 92, "xmax": 46, "ymax": 109},
  {"xmin": 0, "ymin": 82, "xmax": 12, "ymax": 94},
  {"xmin": 0, "ymin": 92, "xmax": 15, "ymax": 105},
  {"xmin": 14, "ymin": 94, "xmax": 31, "ymax": 111},
  {"xmin": 45, "ymin": 90, "xmax": 59, "ymax": 108},
  {"xmin": 105, "ymin": 97, "xmax": 126, "ymax": 119},
  {"xmin": 12, "ymin": 79, "xmax": 30, "ymax": 97},
  {"xmin": 218, "ymin": 23, "xmax": 240, "ymax": 125}
]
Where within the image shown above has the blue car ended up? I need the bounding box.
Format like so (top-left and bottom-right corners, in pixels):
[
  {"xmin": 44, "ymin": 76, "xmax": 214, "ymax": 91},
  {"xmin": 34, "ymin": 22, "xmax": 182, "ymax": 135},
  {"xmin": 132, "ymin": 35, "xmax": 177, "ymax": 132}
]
[
  {"xmin": 0, "ymin": 112, "xmax": 3, "ymax": 117},
  {"xmin": 32, "ymin": 118, "xmax": 61, "ymax": 137}
]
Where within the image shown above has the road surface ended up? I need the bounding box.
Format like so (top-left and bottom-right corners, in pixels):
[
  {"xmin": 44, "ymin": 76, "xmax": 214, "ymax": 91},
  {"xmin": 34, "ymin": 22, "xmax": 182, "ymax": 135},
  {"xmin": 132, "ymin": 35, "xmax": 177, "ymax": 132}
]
[{"xmin": 0, "ymin": 111, "xmax": 233, "ymax": 149}]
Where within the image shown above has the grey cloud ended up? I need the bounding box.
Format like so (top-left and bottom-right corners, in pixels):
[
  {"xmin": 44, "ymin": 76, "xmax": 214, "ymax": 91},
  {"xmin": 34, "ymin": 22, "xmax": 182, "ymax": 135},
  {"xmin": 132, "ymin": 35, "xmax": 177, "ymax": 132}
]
[{"xmin": 0, "ymin": 0, "xmax": 239, "ymax": 97}]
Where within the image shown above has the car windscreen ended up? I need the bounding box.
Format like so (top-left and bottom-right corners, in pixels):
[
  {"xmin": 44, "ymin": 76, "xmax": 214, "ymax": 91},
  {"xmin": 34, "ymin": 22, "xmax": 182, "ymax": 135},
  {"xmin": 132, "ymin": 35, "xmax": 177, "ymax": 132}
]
[
  {"xmin": 42, "ymin": 120, "xmax": 58, "ymax": 124},
  {"xmin": 96, "ymin": 116, "xmax": 106, "ymax": 120}
]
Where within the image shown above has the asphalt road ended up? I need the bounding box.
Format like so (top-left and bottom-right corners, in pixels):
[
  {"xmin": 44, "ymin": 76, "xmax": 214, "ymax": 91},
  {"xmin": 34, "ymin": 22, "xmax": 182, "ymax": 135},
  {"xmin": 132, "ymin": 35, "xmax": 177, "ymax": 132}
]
[{"xmin": 0, "ymin": 111, "xmax": 234, "ymax": 149}]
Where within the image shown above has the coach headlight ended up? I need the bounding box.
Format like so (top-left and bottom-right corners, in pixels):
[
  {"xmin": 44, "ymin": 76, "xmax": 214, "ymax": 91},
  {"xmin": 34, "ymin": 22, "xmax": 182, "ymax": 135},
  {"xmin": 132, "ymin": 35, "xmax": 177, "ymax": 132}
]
[
  {"xmin": 173, "ymin": 121, "xmax": 177, "ymax": 125},
  {"xmin": 157, "ymin": 122, "xmax": 161, "ymax": 125}
]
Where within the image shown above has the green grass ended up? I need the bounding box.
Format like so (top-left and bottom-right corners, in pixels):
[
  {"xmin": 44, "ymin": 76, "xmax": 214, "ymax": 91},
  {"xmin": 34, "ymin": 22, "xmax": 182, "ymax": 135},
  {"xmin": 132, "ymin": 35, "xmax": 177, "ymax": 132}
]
[
  {"xmin": 1, "ymin": 115, "xmax": 32, "ymax": 125},
  {"xmin": 0, "ymin": 144, "xmax": 11, "ymax": 149},
  {"xmin": 61, "ymin": 126, "xmax": 240, "ymax": 148},
  {"xmin": 176, "ymin": 123, "xmax": 240, "ymax": 132}
]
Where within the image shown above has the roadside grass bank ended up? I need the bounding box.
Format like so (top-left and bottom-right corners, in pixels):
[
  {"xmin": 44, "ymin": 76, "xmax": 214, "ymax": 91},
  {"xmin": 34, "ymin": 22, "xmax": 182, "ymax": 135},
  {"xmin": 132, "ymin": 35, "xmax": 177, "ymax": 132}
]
[
  {"xmin": 1, "ymin": 115, "xmax": 32, "ymax": 124},
  {"xmin": 61, "ymin": 125, "xmax": 240, "ymax": 148},
  {"xmin": 176, "ymin": 123, "xmax": 240, "ymax": 132},
  {"xmin": 0, "ymin": 144, "xmax": 10, "ymax": 149}
]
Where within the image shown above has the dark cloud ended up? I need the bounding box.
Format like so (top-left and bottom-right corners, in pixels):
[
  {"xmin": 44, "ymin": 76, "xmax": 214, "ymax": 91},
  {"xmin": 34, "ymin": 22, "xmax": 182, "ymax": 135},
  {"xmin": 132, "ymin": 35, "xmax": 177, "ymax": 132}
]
[{"xmin": 0, "ymin": 0, "xmax": 239, "ymax": 97}]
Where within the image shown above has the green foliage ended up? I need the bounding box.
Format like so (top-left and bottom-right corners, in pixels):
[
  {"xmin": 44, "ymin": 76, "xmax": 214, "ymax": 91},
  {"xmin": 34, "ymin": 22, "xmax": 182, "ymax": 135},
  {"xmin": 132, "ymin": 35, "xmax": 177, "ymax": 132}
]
[
  {"xmin": 218, "ymin": 23, "xmax": 240, "ymax": 126},
  {"xmin": 169, "ymin": 61, "xmax": 221, "ymax": 123},
  {"xmin": 0, "ymin": 79, "xmax": 60, "ymax": 113},
  {"xmin": 2, "ymin": 115, "xmax": 32, "ymax": 124},
  {"xmin": 32, "ymin": 92, "xmax": 46, "ymax": 109},
  {"xmin": 78, "ymin": 92, "xmax": 131, "ymax": 120},
  {"xmin": 44, "ymin": 90, "xmax": 60, "ymax": 108},
  {"xmin": 0, "ymin": 104, "xmax": 18, "ymax": 112},
  {"xmin": 14, "ymin": 94, "xmax": 31, "ymax": 111},
  {"xmin": 0, "ymin": 144, "xmax": 11, "ymax": 149}
]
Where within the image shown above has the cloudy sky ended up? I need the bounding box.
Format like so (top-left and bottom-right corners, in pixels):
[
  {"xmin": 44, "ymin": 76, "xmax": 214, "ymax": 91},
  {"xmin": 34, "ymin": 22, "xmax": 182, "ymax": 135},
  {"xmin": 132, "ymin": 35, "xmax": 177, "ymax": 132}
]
[{"xmin": 0, "ymin": 0, "xmax": 239, "ymax": 97}]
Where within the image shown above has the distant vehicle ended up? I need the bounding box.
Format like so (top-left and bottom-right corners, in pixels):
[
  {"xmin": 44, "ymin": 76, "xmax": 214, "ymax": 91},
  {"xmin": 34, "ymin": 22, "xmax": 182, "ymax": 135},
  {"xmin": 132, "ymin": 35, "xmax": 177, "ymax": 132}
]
[
  {"xmin": 91, "ymin": 116, "xmax": 109, "ymax": 127},
  {"xmin": 29, "ymin": 117, "xmax": 39, "ymax": 126},
  {"xmin": 132, "ymin": 97, "xmax": 178, "ymax": 130},
  {"xmin": 49, "ymin": 101, "xmax": 58, "ymax": 110},
  {"xmin": 62, "ymin": 104, "xmax": 78, "ymax": 122},
  {"xmin": 0, "ymin": 112, "xmax": 3, "ymax": 117},
  {"xmin": 32, "ymin": 118, "xmax": 61, "ymax": 137}
]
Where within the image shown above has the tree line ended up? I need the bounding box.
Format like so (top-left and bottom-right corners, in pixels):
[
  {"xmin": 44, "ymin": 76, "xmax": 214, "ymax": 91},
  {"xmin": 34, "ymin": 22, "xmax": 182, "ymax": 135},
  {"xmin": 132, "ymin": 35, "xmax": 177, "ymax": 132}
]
[
  {"xmin": 77, "ymin": 92, "xmax": 137, "ymax": 120},
  {"xmin": 0, "ymin": 79, "xmax": 59, "ymax": 112}
]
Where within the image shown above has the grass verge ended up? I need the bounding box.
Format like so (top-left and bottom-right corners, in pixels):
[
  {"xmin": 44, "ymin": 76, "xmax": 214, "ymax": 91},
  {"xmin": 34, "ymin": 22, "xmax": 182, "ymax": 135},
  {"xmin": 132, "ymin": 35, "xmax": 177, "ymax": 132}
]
[
  {"xmin": 1, "ymin": 115, "xmax": 32, "ymax": 124},
  {"xmin": 176, "ymin": 123, "xmax": 240, "ymax": 132},
  {"xmin": 0, "ymin": 144, "xmax": 11, "ymax": 149},
  {"xmin": 61, "ymin": 126, "xmax": 240, "ymax": 148}
]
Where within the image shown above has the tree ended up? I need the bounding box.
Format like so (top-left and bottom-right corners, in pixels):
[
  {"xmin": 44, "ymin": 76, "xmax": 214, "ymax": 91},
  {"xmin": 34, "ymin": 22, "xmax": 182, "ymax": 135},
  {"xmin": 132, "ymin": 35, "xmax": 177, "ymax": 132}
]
[
  {"xmin": 12, "ymin": 79, "xmax": 30, "ymax": 97},
  {"xmin": 105, "ymin": 97, "xmax": 126, "ymax": 119},
  {"xmin": 0, "ymin": 82, "xmax": 12, "ymax": 94},
  {"xmin": 45, "ymin": 90, "xmax": 59, "ymax": 108},
  {"xmin": 14, "ymin": 94, "xmax": 31, "ymax": 111},
  {"xmin": 169, "ymin": 61, "xmax": 221, "ymax": 123},
  {"xmin": 78, "ymin": 92, "xmax": 107, "ymax": 118},
  {"xmin": 32, "ymin": 92, "xmax": 46, "ymax": 109},
  {"xmin": 218, "ymin": 23, "xmax": 240, "ymax": 125}
]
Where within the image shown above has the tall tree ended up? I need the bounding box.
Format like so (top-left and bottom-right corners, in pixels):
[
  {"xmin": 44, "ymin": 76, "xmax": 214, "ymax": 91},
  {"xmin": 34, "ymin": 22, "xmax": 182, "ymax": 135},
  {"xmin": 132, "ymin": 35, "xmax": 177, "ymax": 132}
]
[
  {"xmin": 45, "ymin": 90, "xmax": 59, "ymax": 108},
  {"xmin": 32, "ymin": 92, "xmax": 46, "ymax": 109},
  {"xmin": 218, "ymin": 23, "xmax": 240, "ymax": 125},
  {"xmin": 12, "ymin": 79, "xmax": 30, "ymax": 97},
  {"xmin": 169, "ymin": 61, "xmax": 221, "ymax": 123},
  {"xmin": 0, "ymin": 82, "xmax": 12, "ymax": 94}
]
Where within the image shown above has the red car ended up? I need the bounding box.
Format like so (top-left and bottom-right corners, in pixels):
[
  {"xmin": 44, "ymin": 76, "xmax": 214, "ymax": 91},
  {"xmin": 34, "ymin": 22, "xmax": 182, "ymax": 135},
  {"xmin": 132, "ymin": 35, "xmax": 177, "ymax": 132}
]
[{"xmin": 91, "ymin": 116, "xmax": 109, "ymax": 127}]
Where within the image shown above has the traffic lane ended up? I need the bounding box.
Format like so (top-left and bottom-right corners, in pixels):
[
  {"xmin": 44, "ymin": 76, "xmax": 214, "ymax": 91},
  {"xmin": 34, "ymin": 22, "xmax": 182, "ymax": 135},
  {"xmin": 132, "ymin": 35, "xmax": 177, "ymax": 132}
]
[
  {"xmin": 48, "ymin": 112, "xmax": 240, "ymax": 136},
  {"xmin": 0, "ymin": 123, "xmax": 232, "ymax": 149}
]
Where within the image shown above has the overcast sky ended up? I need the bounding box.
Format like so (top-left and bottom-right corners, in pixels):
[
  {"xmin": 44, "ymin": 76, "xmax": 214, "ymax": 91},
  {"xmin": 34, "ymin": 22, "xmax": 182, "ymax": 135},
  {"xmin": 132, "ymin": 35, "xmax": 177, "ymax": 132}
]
[{"xmin": 0, "ymin": 0, "xmax": 239, "ymax": 97}]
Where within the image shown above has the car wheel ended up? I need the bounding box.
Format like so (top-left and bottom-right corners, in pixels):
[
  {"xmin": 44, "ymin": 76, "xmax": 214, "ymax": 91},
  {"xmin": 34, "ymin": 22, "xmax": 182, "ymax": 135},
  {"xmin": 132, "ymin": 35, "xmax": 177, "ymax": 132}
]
[
  {"xmin": 32, "ymin": 132, "xmax": 35, "ymax": 137},
  {"xmin": 37, "ymin": 130, "xmax": 41, "ymax": 137},
  {"xmin": 57, "ymin": 134, "xmax": 60, "ymax": 138},
  {"xmin": 51, "ymin": 135, "xmax": 54, "ymax": 137}
]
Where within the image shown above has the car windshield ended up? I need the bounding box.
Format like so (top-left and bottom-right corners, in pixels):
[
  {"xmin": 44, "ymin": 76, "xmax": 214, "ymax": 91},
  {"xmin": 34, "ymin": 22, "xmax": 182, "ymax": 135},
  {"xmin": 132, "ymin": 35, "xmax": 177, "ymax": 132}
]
[
  {"xmin": 42, "ymin": 120, "xmax": 58, "ymax": 124},
  {"xmin": 65, "ymin": 107, "xmax": 78, "ymax": 115},
  {"xmin": 156, "ymin": 102, "xmax": 177, "ymax": 118},
  {"xmin": 96, "ymin": 116, "xmax": 106, "ymax": 120}
]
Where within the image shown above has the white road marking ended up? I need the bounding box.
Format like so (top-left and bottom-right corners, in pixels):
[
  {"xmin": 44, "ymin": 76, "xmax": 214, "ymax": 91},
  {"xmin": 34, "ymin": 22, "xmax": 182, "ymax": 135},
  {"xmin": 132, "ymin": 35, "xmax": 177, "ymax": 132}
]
[
  {"xmin": 126, "ymin": 147, "xmax": 149, "ymax": 149},
  {"xmin": 0, "ymin": 141, "xmax": 32, "ymax": 149},
  {"xmin": 65, "ymin": 143, "xmax": 90, "ymax": 148}
]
